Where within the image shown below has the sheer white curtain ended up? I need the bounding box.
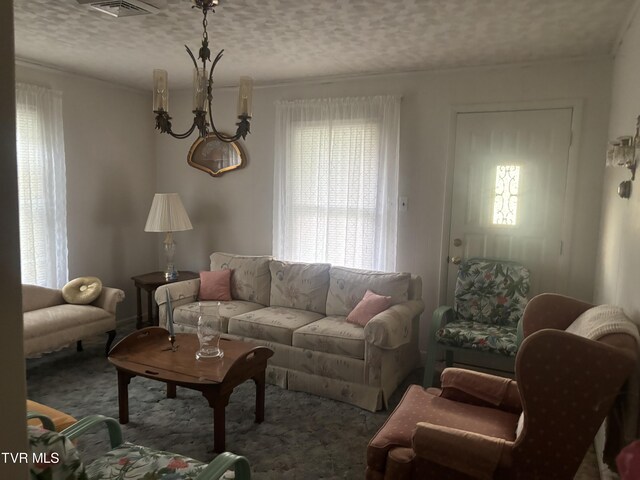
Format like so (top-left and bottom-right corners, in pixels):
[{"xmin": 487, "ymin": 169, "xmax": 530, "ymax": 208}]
[
  {"xmin": 15, "ymin": 83, "xmax": 68, "ymax": 287},
  {"xmin": 273, "ymin": 95, "xmax": 400, "ymax": 271}
]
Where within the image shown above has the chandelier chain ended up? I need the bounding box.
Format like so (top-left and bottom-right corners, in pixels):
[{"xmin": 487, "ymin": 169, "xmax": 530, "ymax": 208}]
[{"xmin": 202, "ymin": 11, "xmax": 208, "ymax": 44}]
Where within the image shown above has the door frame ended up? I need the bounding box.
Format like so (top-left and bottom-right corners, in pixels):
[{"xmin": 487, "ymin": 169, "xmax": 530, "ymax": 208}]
[{"xmin": 437, "ymin": 99, "xmax": 584, "ymax": 305}]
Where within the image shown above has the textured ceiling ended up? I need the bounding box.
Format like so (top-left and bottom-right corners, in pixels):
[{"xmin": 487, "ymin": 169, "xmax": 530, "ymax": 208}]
[{"xmin": 13, "ymin": 0, "xmax": 633, "ymax": 91}]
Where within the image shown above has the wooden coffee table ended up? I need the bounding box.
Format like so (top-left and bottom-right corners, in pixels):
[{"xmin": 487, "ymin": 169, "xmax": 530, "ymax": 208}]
[{"xmin": 108, "ymin": 327, "xmax": 273, "ymax": 453}]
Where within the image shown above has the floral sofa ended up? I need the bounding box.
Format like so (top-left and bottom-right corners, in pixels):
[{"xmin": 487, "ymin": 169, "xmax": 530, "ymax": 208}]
[{"xmin": 156, "ymin": 252, "xmax": 424, "ymax": 411}]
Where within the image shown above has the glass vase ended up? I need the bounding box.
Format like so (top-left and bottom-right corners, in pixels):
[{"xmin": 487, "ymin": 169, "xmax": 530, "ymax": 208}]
[{"xmin": 196, "ymin": 302, "xmax": 224, "ymax": 360}]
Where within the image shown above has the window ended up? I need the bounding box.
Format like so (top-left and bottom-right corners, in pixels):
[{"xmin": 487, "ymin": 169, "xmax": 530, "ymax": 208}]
[
  {"xmin": 492, "ymin": 165, "xmax": 521, "ymax": 226},
  {"xmin": 273, "ymin": 96, "xmax": 400, "ymax": 271},
  {"xmin": 15, "ymin": 83, "xmax": 68, "ymax": 287}
]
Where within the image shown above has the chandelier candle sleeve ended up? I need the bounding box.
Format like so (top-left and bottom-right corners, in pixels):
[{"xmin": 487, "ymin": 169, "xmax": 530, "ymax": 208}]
[
  {"xmin": 237, "ymin": 77, "xmax": 253, "ymax": 117},
  {"xmin": 153, "ymin": 69, "xmax": 168, "ymax": 112},
  {"xmin": 193, "ymin": 68, "xmax": 208, "ymax": 112}
]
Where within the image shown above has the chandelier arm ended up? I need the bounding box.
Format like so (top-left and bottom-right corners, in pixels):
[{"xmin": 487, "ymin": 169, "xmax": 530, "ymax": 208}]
[
  {"xmin": 185, "ymin": 45, "xmax": 199, "ymax": 71},
  {"xmin": 208, "ymin": 119, "xmax": 242, "ymax": 143},
  {"xmin": 204, "ymin": 48, "xmax": 242, "ymax": 142},
  {"xmin": 167, "ymin": 123, "xmax": 198, "ymax": 139},
  {"xmin": 209, "ymin": 49, "xmax": 224, "ymax": 80}
]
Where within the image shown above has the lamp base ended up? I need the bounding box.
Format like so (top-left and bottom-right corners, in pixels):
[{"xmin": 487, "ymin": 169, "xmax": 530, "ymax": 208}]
[
  {"xmin": 165, "ymin": 270, "xmax": 178, "ymax": 281},
  {"xmin": 163, "ymin": 232, "xmax": 178, "ymax": 281}
]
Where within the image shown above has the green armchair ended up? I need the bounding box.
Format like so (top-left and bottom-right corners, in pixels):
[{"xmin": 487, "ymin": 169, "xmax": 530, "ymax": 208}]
[
  {"xmin": 27, "ymin": 413, "xmax": 251, "ymax": 480},
  {"xmin": 423, "ymin": 257, "xmax": 530, "ymax": 387}
]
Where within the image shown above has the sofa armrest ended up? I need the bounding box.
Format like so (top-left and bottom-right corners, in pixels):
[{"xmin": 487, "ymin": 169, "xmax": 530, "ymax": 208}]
[
  {"xmin": 155, "ymin": 279, "xmax": 201, "ymax": 328},
  {"xmin": 27, "ymin": 411, "xmax": 56, "ymax": 431},
  {"xmin": 413, "ymin": 422, "xmax": 507, "ymax": 480},
  {"xmin": 438, "ymin": 368, "xmax": 521, "ymax": 413},
  {"xmin": 364, "ymin": 300, "xmax": 424, "ymax": 349},
  {"xmin": 432, "ymin": 305, "xmax": 455, "ymax": 329},
  {"xmin": 91, "ymin": 287, "xmax": 125, "ymax": 315},
  {"xmin": 61, "ymin": 414, "xmax": 123, "ymax": 449},
  {"xmin": 195, "ymin": 452, "xmax": 252, "ymax": 480}
]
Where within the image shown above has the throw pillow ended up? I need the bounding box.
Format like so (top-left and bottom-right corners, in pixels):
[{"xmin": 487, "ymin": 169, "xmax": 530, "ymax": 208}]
[
  {"xmin": 346, "ymin": 289, "xmax": 391, "ymax": 327},
  {"xmin": 62, "ymin": 277, "xmax": 102, "ymax": 304},
  {"xmin": 199, "ymin": 270, "xmax": 232, "ymax": 301}
]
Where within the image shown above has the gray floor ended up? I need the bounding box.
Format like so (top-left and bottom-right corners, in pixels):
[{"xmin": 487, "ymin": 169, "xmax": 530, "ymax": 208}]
[{"xmin": 26, "ymin": 328, "xmax": 600, "ymax": 479}]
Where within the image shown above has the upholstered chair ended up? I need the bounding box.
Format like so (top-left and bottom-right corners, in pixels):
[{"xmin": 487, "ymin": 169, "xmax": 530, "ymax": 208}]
[
  {"xmin": 27, "ymin": 413, "xmax": 251, "ymax": 480},
  {"xmin": 423, "ymin": 258, "xmax": 530, "ymax": 387},
  {"xmin": 366, "ymin": 293, "xmax": 638, "ymax": 479}
]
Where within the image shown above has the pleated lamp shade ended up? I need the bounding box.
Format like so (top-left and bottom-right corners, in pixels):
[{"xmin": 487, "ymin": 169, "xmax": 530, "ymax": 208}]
[{"xmin": 144, "ymin": 193, "xmax": 193, "ymax": 232}]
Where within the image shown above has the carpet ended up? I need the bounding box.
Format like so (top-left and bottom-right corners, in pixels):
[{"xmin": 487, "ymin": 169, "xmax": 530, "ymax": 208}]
[
  {"xmin": 26, "ymin": 329, "xmax": 600, "ymax": 479},
  {"xmin": 26, "ymin": 329, "xmax": 417, "ymax": 480}
]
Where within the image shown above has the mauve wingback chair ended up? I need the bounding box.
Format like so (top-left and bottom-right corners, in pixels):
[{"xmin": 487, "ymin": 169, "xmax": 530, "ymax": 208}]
[{"xmin": 367, "ymin": 293, "xmax": 638, "ymax": 479}]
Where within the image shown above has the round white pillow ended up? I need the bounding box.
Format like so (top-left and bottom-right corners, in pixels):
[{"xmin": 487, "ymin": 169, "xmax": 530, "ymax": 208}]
[{"xmin": 62, "ymin": 277, "xmax": 103, "ymax": 305}]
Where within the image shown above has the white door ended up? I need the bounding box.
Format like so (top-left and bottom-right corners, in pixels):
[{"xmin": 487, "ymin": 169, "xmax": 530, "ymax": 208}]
[{"xmin": 447, "ymin": 108, "xmax": 573, "ymax": 301}]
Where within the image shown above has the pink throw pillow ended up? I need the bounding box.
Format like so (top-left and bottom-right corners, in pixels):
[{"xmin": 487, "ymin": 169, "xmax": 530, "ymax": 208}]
[
  {"xmin": 199, "ymin": 270, "xmax": 232, "ymax": 301},
  {"xmin": 346, "ymin": 289, "xmax": 392, "ymax": 327},
  {"xmin": 618, "ymin": 440, "xmax": 640, "ymax": 480}
]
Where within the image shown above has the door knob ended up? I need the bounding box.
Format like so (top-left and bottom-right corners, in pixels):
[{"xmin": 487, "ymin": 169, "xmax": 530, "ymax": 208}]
[
  {"xmin": 453, "ymin": 238, "xmax": 462, "ymax": 247},
  {"xmin": 450, "ymin": 256, "xmax": 462, "ymax": 265}
]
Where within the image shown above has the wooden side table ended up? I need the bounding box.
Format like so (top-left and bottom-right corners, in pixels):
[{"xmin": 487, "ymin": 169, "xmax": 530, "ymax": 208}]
[{"xmin": 131, "ymin": 271, "xmax": 199, "ymax": 329}]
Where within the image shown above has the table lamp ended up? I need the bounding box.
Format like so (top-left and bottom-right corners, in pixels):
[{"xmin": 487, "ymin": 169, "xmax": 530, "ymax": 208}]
[{"xmin": 144, "ymin": 193, "xmax": 193, "ymax": 281}]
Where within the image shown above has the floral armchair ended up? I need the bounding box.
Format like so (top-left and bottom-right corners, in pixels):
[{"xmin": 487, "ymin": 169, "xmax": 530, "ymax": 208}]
[
  {"xmin": 423, "ymin": 258, "xmax": 530, "ymax": 386},
  {"xmin": 27, "ymin": 413, "xmax": 251, "ymax": 480}
]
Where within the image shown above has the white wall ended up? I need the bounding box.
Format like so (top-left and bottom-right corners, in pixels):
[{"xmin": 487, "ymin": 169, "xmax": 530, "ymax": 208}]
[
  {"xmin": 1, "ymin": 1, "xmax": 28, "ymax": 477},
  {"xmin": 595, "ymin": 4, "xmax": 640, "ymax": 318},
  {"xmin": 15, "ymin": 64, "xmax": 158, "ymax": 320},
  {"xmin": 156, "ymin": 58, "xmax": 612, "ymax": 347}
]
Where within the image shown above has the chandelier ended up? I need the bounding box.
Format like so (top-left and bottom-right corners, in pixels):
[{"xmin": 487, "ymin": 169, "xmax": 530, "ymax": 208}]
[{"xmin": 152, "ymin": 0, "xmax": 252, "ymax": 143}]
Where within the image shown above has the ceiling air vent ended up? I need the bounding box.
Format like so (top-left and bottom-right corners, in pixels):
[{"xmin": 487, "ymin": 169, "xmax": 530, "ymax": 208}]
[{"xmin": 77, "ymin": 0, "xmax": 160, "ymax": 17}]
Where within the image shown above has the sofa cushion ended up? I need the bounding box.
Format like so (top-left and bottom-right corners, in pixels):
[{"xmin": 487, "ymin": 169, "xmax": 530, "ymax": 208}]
[
  {"xmin": 86, "ymin": 442, "xmax": 205, "ymax": 480},
  {"xmin": 27, "ymin": 400, "xmax": 77, "ymax": 432},
  {"xmin": 454, "ymin": 258, "xmax": 530, "ymax": 326},
  {"xmin": 228, "ymin": 306, "xmax": 323, "ymax": 345},
  {"xmin": 22, "ymin": 284, "xmax": 64, "ymax": 312},
  {"xmin": 198, "ymin": 270, "xmax": 232, "ymax": 301},
  {"xmin": 326, "ymin": 266, "xmax": 410, "ymax": 316},
  {"xmin": 173, "ymin": 300, "xmax": 264, "ymax": 333},
  {"xmin": 269, "ymin": 260, "xmax": 330, "ymax": 314},
  {"xmin": 293, "ymin": 315, "xmax": 365, "ymax": 359},
  {"xmin": 23, "ymin": 304, "xmax": 111, "ymax": 339},
  {"xmin": 435, "ymin": 320, "xmax": 519, "ymax": 357},
  {"xmin": 28, "ymin": 425, "xmax": 86, "ymax": 480},
  {"xmin": 210, "ymin": 252, "xmax": 272, "ymax": 305},
  {"xmin": 367, "ymin": 384, "xmax": 517, "ymax": 472}
]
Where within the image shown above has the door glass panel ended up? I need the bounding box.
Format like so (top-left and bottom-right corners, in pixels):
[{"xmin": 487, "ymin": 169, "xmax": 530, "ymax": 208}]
[{"xmin": 492, "ymin": 165, "xmax": 520, "ymax": 226}]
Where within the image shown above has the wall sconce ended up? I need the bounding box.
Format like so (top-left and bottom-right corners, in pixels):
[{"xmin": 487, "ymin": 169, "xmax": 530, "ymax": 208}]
[{"xmin": 606, "ymin": 116, "xmax": 639, "ymax": 198}]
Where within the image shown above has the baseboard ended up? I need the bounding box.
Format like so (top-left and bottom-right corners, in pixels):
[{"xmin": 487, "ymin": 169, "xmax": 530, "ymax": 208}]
[{"xmin": 116, "ymin": 315, "xmax": 138, "ymax": 331}]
